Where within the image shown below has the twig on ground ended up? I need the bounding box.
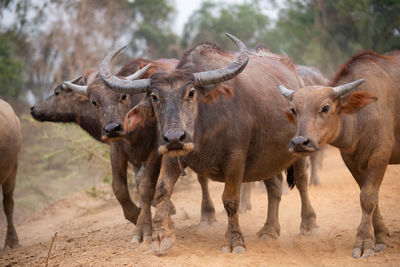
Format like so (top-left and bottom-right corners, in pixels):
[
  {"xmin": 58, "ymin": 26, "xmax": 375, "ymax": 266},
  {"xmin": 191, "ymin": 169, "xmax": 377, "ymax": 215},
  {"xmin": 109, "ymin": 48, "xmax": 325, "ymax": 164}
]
[{"xmin": 45, "ymin": 232, "xmax": 58, "ymax": 267}]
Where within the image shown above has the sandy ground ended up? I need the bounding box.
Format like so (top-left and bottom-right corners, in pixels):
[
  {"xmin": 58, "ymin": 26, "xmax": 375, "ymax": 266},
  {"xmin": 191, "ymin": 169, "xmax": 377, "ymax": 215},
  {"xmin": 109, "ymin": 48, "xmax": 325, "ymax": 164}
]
[{"xmin": 1, "ymin": 147, "xmax": 399, "ymax": 266}]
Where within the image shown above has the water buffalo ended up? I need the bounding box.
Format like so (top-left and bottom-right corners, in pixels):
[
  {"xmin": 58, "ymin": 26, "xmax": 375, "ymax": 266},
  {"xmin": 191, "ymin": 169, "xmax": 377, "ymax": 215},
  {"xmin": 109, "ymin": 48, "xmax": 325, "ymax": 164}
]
[
  {"xmin": 294, "ymin": 65, "xmax": 327, "ymax": 186},
  {"xmin": 0, "ymin": 99, "xmax": 21, "ymax": 248},
  {"xmin": 238, "ymin": 62, "xmax": 328, "ymax": 213},
  {"xmin": 64, "ymin": 57, "xmax": 223, "ymax": 244},
  {"xmin": 100, "ymin": 34, "xmax": 318, "ymax": 254},
  {"xmin": 31, "ymin": 68, "xmax": 146, "ymax": 226},
  {"xmin": 279, "ymin": 50, "xmax": 400, "ymax": 258}
]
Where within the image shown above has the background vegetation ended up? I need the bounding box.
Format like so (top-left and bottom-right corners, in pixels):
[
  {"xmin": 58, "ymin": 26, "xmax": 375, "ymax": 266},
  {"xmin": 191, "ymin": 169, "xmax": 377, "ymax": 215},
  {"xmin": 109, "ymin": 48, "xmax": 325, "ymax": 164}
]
[{"xmin": 1, "ymin": 0, "xmax": 399, "ymax": 101}]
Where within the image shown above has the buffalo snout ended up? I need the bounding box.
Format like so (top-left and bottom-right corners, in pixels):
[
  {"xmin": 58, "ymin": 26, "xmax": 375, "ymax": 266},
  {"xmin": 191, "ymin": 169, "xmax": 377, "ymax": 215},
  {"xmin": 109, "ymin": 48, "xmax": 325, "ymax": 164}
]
[
  {"xmin": 103, "ymin": 122, "xmax": 123, "ymax": 137},
  {"xmin": 163, "ymin": 131, "xmax": 187, "ymax": 150},
  {"xmin": 289, "ymin": 136, "xmax": 319, "ymax": 153}
]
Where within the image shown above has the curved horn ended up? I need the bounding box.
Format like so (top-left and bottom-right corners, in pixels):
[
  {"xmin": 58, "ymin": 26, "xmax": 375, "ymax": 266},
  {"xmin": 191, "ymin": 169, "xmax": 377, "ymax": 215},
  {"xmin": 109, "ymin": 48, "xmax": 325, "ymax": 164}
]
[
  {"xmin": 63, "ymin": 81, "xmax": 88, "ymax": 94},
  {"xmin": 62, "ymin": 75, "xmax": 88, "ymax": 94},
  {"xmin": 279, "ymin": 85, "xmax": 294, "ymax": 100},
  {"xmin": 62, "ymin": 75, "xmax": 82, "ymax": 89},
  {"xmin": 193, "ymin": 33, "xmax": 249, "ymax": 86},
  {"xmin": 125, "ymin": 63, "xmax": 152, "ymax": 81},
  {"xmin": 99, "ymin": 45, "xmax": 150, "ymax": 94},
  {"xmin": 333, "ymin": 79, "xmax": 365, "ymax": 96}
]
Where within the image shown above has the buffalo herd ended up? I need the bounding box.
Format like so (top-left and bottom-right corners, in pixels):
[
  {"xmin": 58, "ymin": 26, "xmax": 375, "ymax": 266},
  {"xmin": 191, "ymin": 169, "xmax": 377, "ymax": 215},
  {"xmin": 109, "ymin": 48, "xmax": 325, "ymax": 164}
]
[{"xmin": 1, "ymin": 33, "xmax": 397, "ymax": 259}]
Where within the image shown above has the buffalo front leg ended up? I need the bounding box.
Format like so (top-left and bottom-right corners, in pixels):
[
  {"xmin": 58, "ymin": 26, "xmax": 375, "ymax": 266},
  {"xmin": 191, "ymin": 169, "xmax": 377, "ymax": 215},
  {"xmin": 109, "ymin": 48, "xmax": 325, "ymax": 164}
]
[
  {"xmin": 152, "ymin": 157, "xmax": 182, "ymax": 254},
  {"xmin": 3, "ymin": 164, "xmax": 18, "ymax": 249},
  {"xmin": 110, "ymin": 145, "xmax": 140, "ymax": 225},
  {"xmin": 197, "ymin": 174, "xmax": 217, "ymax": 226},
  {"xmin": 341, "ymin": 151, "xmax": 389, "ymax": 258},
  {"xmin": 294, "ymin": 159, "xmax": 318, "ymax": 235},
  {"xmin": 132, "ymin": 152, "xmax": 161, "ymax": 245},
  {"xmin": 221, "ymin": 150, "xmax": 246, "ymax": 254},
  {"xmin": 257, "ymin": 174, "xmax": 282, "ymax": 240}
]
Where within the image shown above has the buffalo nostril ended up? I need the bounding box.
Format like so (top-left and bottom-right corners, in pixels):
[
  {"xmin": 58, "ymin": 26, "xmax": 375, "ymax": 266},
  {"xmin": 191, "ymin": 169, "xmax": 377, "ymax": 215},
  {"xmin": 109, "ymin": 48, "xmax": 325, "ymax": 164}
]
[
  {"xmin": 104, "ymin": 122, "xmax": 121, "ymax": 134},
  {"xmin": 30, "ymin": 106, "xmax": 34, "ymax": 111},
  {"xmin": 179, "ymin": 132, "xmax": 186, "ymax": 142},
  {"xmin": 163, "ymin": 135, "xmax": 170, "ymax": 143},
  {"xmin": 303, "ymin": 139, "xmax": 309, "ymax": 146},
  {"xmin": 163, "ymin": 131, "xmax": 186, "ymax": 144}
]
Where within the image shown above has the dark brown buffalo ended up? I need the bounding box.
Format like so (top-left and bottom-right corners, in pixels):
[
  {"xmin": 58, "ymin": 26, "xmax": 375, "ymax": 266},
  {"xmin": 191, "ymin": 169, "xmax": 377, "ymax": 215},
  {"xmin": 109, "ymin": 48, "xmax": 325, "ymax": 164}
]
[
  {"xmin": 31, "ymin": 69, "xmax": 144, "ymax": 226},
  {"xmin": 0, "ymin": 99, "xmax": 21, "ymax": 248},
  {"xmin": 31, "ymin": 72, "xmax": 102, "ymax": 141},
  {"xmin": 279, "ymin": 50, "xmax": 400, "ymax": 258},
  {"xmin": 100, "ymin": 34, "xmax": 318, "ymax": 254},
  {"xmin": 66, "ymin": 57, "xmax": 221, "ymax": 244}
]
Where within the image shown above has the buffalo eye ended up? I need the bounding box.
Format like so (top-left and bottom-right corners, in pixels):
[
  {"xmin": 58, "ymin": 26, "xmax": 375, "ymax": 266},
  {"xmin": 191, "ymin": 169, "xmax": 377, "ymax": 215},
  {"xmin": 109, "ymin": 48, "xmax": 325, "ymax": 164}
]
[
  {"xmin": 188, "ymin": 89, "xmax": 195, "ymax": 99},
  {"xmin": 121, "ymin": 94, "xmax": 127, "ymax": 101},
  {"xmin": 151, "ymin": 93, "xmax": 159, "ymax": 103},
  {"xmin": 92, "ymin": 101, "xmax": 97, "ymax": 106},
  {"xmin": 55, "ymin": 91, "xmax": 60, "ymax": 96},
  {"xmin": 321, "ymin": 104, "xmax": 330, "ymax": 113},
  {"xmin": 290, "ymin": 107, "xmax": 296, "ymax": 116}
]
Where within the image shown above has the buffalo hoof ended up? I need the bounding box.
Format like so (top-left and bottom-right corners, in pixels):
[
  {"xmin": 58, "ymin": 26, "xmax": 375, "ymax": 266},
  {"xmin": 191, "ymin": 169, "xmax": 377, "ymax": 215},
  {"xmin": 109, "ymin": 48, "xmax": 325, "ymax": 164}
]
[
  {"xmin": 300, "ymin": 218, "xmax": 319, "ymax": 236},
  {"xmin": 352, "ymin": 239, "xmax": 375, "ymax": 258},
  {"xmin": 221, "ymin": 245, "xmax": 231, "ymax": 253},
  {"xmin": 152, "ymin": 236, "xmax": 175, "ymax": 255},
  {"xmin": 4, "ymin": 227, "xmax": 18, "ymax": 249},
  {"xmin": 300, "ymin": 227, "xmax": 319, "ymax": 236},
  {"xmin": 131, "ymin": 234, "xmax": 151, "ymax": 245},
  {"xmin": 232, "ymin": 245, "xmax": 246, "ymax": 254},
  {"xmin": 375, "ymin": 243, "xmax": 387, "ymax": 252},
  {"xmin": 152, "ymin": 226, "xmax": 176, "ymax": 255},
  {"xmin": 220, "ymin": 245, "xmax": 246, "ymax": 254},
  {"xmin": 200, "ymin": 219, "xmax": 218, "ymax": 228},
  {"xmin": 256, "ymin": 225, "xmax": 280, "ymax": 240}
]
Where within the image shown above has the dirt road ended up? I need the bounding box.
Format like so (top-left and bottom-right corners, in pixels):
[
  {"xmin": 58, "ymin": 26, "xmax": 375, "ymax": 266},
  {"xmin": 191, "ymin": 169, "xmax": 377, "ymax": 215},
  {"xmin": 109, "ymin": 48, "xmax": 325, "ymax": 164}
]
[{"xmin": 1, "ymin": 147, "xmax": 399, "ymax": 266}]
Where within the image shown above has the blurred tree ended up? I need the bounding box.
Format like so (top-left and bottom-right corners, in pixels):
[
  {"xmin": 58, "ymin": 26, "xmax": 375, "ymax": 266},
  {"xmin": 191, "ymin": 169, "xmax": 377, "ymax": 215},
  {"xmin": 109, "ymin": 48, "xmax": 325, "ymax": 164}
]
[
  {"xmin": 182, "ymin": 0, "xmax": 272, "ymax": 50},
  {"xmin": 272, "ymin": 0, "xmax": 400, "ymax": 75},
  {"xmin": 0, "ymin": 0, "xmax": 179, "ymax": 100},
  {"xmin": 130, "ymin": 0, "xmax": 181, "ymax": 58},
  {"xmin": 0, "ymin": 32, "xmax": 24, "ymax": 97}
]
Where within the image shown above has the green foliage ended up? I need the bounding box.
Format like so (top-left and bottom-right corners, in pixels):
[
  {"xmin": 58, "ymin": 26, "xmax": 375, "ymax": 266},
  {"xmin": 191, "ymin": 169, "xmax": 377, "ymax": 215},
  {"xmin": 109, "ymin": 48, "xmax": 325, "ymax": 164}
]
[
  {"xmin": 270, "ymin": 0, "xmax": 400, "ymax": 74},
  {"xmin": 0, "ymin": 33, "xmax": 24, "ymax": 98},
  {"xmin": 182, "ymin": 0, "xmax": 271, "ymax": 49},
  {"xmin": 129, "ymin": 0, "xmax": 181, "ymax": 58}
]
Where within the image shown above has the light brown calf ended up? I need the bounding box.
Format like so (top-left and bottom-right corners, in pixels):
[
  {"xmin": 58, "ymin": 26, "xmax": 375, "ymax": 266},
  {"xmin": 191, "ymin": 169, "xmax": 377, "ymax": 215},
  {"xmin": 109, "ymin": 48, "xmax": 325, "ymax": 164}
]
[{"xmin": 279, "ymin": 51, "xmax": 400, "ymax": 258}]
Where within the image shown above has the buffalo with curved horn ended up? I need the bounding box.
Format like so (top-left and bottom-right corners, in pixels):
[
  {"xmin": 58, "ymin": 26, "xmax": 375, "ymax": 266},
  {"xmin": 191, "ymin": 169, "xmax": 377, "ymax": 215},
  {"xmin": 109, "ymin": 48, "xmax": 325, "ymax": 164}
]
[{"xmin": 99, "ymin": 34, "xmax": 318, "ymax": 254}]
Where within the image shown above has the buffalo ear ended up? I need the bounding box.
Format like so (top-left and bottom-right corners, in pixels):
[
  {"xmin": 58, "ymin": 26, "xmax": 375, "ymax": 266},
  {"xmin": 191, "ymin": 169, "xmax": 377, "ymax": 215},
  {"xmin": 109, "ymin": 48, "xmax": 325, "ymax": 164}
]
[
  {"xmin": 340, "ymin": 91, "xmax": 377, "ymax": 114},
  {"xmin": 124, "ymin": 97, "xmax": 154, "ymax": 134},
  {"xmin": 284, "ymin": 110, "xmax": 295, "ymax": 124},
  {"xmin": 201, "ymin": 83, "xmax": 233, "ymax": 104}
]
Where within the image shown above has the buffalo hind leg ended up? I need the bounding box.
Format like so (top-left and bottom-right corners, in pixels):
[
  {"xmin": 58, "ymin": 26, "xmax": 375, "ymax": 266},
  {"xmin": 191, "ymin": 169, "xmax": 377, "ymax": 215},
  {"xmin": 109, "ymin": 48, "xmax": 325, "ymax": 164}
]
[
  {"xmin": 3, "ymin": 164, "xmax": 18, "ymax": 249},
  {"xmin": 257, "ymin": 174, "xmax": 282, "ymax": 240},
  {"xmin": 294, "ymin": 158, "xmax": 318, "ymax": 235},
  {"xmin": 239, "ymin": 182, "xmax": 252, "ymax": 213},
  {"xmin": 197, "ymin": 174, "xmax": 217, "ymax": 226},
  {"xmin": 309, "ymin": 150, "xmax": 323, "ymax": 186}
]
